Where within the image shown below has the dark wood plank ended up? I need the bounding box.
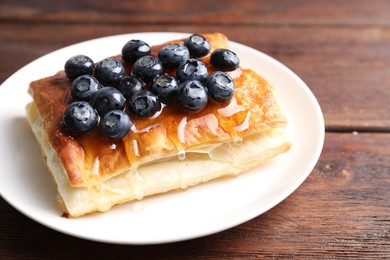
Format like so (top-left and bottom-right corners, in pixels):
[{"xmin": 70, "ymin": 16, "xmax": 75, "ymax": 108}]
[
  {"xmin": 1, "ymin": 133, "xmax": 389, "ymax": 258},
  {"xmin": 1, "ymin": 23, "xmax": 389, "ymax": 130},
  {"xmin": 1, "ymin": 0, "xmax": 390, "ymax": 26}
]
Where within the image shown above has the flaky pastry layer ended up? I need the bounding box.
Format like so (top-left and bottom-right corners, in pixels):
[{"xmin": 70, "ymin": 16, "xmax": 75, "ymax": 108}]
[{"xmin": 27, "ymin": 102, "xmax": 291, "ymax": 217}]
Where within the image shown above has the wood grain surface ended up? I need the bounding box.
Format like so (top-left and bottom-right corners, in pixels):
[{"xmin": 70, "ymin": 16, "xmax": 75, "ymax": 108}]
[{"xmin": 1, "ymin": 0, "xmax": 389, "ymax": 258}]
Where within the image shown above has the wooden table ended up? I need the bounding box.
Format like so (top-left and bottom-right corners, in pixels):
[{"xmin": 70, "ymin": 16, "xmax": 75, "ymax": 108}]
[{"xmin": 1, "ymin": 0, "xmax": 389, "ymax": 258}]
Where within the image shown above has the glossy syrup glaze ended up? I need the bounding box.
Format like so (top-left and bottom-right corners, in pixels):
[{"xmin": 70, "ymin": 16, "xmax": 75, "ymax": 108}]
[{"xmin": 29, "ymin": 34, "xmax": 287, "ymax": 186}]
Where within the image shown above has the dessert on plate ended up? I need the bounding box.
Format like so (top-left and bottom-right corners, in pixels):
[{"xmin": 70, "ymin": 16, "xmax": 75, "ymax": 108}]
[{"xmin": 26, "ymin": 33, "xmax": 291, "ymax": 217}]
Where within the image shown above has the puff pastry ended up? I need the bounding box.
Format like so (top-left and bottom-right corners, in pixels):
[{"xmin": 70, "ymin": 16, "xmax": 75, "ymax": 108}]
[{"xmin": 26, "ymin": 33, "xmax": 291, "ymax": 217}]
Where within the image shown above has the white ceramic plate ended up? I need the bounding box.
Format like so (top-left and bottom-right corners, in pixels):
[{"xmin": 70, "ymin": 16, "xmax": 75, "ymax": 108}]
[{"xmin": 0, "ymin": 32, "xmax": 324, "ymax": 245}]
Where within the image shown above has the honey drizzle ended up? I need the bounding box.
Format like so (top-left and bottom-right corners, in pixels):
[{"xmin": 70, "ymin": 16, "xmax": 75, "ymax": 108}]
[
  {"xmin": 82, "ymin": 67, "xmax": 261, "ymax": 176},
  {"xmin": 177, "ymin": 116, "xmax": 187, "ymax": 144},
  {"xmin": 217, "ymin": 97, "xmax": 245, "ymax": 117},
  {"xmin": 234, "ymin": 111, "xmax": 252, "ymax": 132},
  {"xmin": 126, "ymin": 171, "xmax": 145, "ymax": 200},
  {"xmin": 177, "ymin": 149, "xmax": 186, "ymax": 160},
  {"xmin": 132, "ymin": 123, "xmax": 162, "ymax": 134},
  {"xmin": 132, "ymin": 139, "xmax": 140, "ymax": 157}
]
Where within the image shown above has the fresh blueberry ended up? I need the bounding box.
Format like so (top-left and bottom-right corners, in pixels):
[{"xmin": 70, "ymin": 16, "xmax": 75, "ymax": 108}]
[
  {"xmin": 64, "ymin": 55, "xmax": 94, "ymax": 79},
  {"xmin": 184, "ymin": 34, "xmax": 211, "ymax": 58},
  {"xmin": 177, "ymin": 80, "xmax": 208, "ymax": 113},
  {"xmin": 63, "ymin": 101, "xmax": 98, "ymax": 133},
  {"xmin": 158, "ymin": 43, "xmax": 189, "ymax": 69},
  {"xmin": 95, "ymin": 58, "xmax": 126, "ymax": 86},
  {"xmin": 117, "ymin": 75, "xmax": 145, "ymax": 100},
  {"xmin": 100, "ymin": 110, "xmax": 132, "ymax": 140},
  {"xmin": 210, "ymin": 48, "xmax": 240, "ymax": 71},
  {"xmin": 176, "ymin": 59, "xmax": 208, "ymax": 82},
  {"xmin": 92, "ymin": 87, "xmax": 126, "ymax": 116},
  {"xmin": 132, "ymin": 56, "xmax": 163, "ymax": 83},
  {"xmin": 122, "ymin": 40, "xmax": 151, "ymax": 63},
  {"xmin": 128, "ymin": 90, "xmax": 161, "ymax": 118},
  {"xmin": 71, "ymin": 75, "xmax": 101, "ymax": 101},
  {"xmin": 205, "ymin": 71, "xmax": 235, "ymax": 103},
  {"xmin": 151, "ymin": 75, "xmax": 179, "ymax": 104}
]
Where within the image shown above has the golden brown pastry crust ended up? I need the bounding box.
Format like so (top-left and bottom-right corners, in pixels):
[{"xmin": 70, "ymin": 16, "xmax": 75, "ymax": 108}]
[{"xmin": 28, "ymin": 33, "xmax": 287, "ymax": 188}]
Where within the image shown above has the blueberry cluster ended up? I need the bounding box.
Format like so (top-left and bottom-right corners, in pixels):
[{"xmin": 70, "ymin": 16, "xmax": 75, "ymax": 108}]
[{"xmin": 62, "ymin": 34, "xmax": 240, "ymax": 139}]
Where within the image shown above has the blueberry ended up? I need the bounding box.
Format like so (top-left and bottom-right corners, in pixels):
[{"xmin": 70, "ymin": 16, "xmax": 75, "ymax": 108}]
[
  {"xmin": 100, "ymin": 110, "xmax": 132, "ymax": 140},
  {"xmin": 184, "ymin": 34, "xmax": 211, "ymax": 58},
  {"xmin": 63, "ymin": 101, "xmax": 98, "ymax": 133},
  {"xmin": 64, "ymin": 55, "xmax": 94, "ymax": 79},
  {"xmin": 151, "ymin": 75, "xmax": 179, "ymax": 104},
  {"xmin": 92, "ymin": 87, "xmax": 126, "ymax": 116},
  {"xmin": 210, "ymin": 48, "xmax": 240, "ymax": 71},
  {"xmin": 128, "ymin": 90, "xmax": 161, "ymax": 118},
  {"xmin": 177, "ymin": 80, "xmax": 208, "ymax": 113},
  {"xmin": 122, "ymin": 40, "xmax": 151, "ymax": 63},
  {"xmin": 205, "ymin": 71, "xmax": 235, "ymax": 103},
  {"xmin": 176, "ymin": 59, "xmax": 208, "ymax": 82},
  {"xmin": 117, "ymin": 76, "xmax": 145, "ymax": 100},
  {"xmin": 70, "ymin": 75, "xmax": 101, "ymax": 101},
  {"xmin": 95, "ymin": 58, "xmax": 126, "ymax": 86},
  {"xmin": 158, "ymin": 44, "xmax": 189, "ymax": 69},
  {"xmin": 132, "ymin": 56, "xmax": 163, "ymax": 83}
]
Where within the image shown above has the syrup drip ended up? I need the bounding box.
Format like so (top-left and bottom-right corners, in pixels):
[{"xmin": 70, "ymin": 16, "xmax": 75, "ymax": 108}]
[
  {"xmin": 177, "ymin": 116, "xmax": 187, "ymax": 144},
  {"xmin": 217, "ymin": 97, "xmax": 245, "ymax": 117},
  {"xmin": 234, "ymin": 111, "xmax": 251, "ymax": 132},
  {"xmin": 134, "ymin": 172, "xmax": 144, "ymax": 200},
  {"xmin": 132, "ymin": 123, "xmax": 162, "ymax": 134},
  {"xmin": 149, "ymin": 103, "xmax": 167, "ymax": 120},
  {"xmin": 177, "ymin": 149, "xmax": 186, "ymax": 160},
  {"xmin": 233, "ymin": 138, "xmax": 243, "ymax": 145},
  {"xmin": 92, "ymin": 157, "xmax": 100, "ymax": 176},
  {"xmin": 132, "ymin": 139, "xmax": 140, "ymax": 157},
  {"xmin": 99, "ymin": 183, "xmax": 106, "ymax": 193},
  {"xmin": 127, "ymin": 171, "xmax": 145, "ymax": 200}
]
